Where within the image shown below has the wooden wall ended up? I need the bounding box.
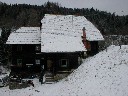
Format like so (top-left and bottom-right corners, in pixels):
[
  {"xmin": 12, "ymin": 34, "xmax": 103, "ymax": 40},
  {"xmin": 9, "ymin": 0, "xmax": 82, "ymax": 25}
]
[
  {"xmin": 41, "ymin": 53, "xmax": 81, "ymax": 74},
  {"xmin": 11, "ymin": 44, "xmax": 41, "ymax": 73}
]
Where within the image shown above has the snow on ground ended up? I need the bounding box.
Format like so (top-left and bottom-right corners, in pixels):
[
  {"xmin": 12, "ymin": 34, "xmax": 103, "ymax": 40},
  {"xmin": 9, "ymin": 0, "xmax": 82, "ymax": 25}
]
[
  {"xmin": 0, "ymin": 45, "xmax": 128, "ymax": 96},
  {"xmin": 0, "ymin": 66, "xmax": 10, "ymax": 74}
]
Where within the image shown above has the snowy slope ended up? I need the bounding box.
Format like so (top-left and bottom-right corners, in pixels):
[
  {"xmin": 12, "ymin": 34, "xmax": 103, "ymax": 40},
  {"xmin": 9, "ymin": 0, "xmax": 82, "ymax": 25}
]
[
  {"xmin": 42, "ymin": 45, "xmax": 128, "ymax": 96},
  {"xmin": 0, "ymin": 45, "xmax": 128, "ymax": 96}
]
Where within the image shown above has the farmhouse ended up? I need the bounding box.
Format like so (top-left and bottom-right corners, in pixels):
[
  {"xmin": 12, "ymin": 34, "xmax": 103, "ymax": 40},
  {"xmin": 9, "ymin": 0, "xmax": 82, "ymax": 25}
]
[
  {"xmin": 6, "ymin": 14, "xmax": 104, "ymax": 81},
  {"xmin": 6, "ymin": 27, "xmax": 41, "ymax": 73}
]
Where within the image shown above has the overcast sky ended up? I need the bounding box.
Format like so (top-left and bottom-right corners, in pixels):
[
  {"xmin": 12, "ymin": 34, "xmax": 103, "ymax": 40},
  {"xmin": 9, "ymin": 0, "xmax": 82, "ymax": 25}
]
[{"xmin": 0, "ymin": 0, "xmax": 128, "ymax": 16}]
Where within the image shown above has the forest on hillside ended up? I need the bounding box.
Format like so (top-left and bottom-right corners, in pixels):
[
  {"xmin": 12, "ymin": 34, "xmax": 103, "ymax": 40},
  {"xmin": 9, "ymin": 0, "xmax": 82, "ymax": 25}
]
[{"xmin": 0, "ymin": 1, "xmax": 128, "ymax": 36}]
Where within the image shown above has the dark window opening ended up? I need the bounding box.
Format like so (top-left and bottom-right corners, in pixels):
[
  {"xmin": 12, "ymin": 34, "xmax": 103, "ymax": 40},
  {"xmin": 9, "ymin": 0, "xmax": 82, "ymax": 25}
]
[
  {"xmin": 61, "ymin": 59, "xmax": 68, "ymax": 67},
  {"xmin": 35, "ymin": 45, "xmax": 40, "ymax": 51},
  {"xmin": 35, "ymin": 59, "xmax": 40, "ymax": 64},
  {"xmin": 17, "ymin": 59, "xmax": 22, "ymax": 66},
  {"xmin": 17, "ymin": 46, "xmax": 22, "ymax": 51}
]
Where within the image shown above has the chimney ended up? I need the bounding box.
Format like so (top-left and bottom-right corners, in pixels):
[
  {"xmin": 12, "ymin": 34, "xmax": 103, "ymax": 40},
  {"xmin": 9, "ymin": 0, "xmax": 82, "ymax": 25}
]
[{"xmin": 82, "ymin": 27, "xmax": 86, "ymax": 48}]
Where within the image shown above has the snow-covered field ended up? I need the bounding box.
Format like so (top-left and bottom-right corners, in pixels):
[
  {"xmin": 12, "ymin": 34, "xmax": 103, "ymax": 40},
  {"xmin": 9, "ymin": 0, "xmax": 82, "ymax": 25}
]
[{"xmin": 0, "ymin": 45, "xmax": 128, "ymax": 96}]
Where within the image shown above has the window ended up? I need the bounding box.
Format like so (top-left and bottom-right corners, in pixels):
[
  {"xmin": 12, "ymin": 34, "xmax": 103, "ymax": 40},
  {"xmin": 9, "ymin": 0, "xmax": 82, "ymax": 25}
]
[
  {"xmin": 35, "ymin": 59, "xmax": 40, "ymax": 64},
  {"xmin": 35, "ymin": 45, "xmax": 40, "ymax": 51},
  {"xmin": 61, "ymin": 59, "xmax": 68, "ymax": 67},
  {"xmin": 17, "ymin": 45, "xmax": 22, "ymax": 51},
  {"xmin": 17, "ymin": 59, "xmax": 22, "ymax": 66}
]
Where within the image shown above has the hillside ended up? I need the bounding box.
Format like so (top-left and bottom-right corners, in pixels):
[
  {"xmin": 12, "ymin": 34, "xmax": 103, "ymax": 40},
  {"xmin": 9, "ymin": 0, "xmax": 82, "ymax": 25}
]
[
  {"xmin": 0, "ymin": 45, "xmax": 128, "ymax": 96},
  {"xmin": 42, "ymin": 45, "xmax": 128, "ymax": 96}
]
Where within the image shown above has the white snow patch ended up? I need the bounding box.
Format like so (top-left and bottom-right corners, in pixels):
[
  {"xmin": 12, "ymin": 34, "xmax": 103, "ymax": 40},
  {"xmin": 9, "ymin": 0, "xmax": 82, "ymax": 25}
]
[{"xmin": 44, "ymin": 45, "xmax": 128, "ymax": 96}]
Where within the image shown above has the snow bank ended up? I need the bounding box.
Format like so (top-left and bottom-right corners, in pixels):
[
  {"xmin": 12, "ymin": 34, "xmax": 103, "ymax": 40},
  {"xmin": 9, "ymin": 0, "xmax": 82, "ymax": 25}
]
[
  {"xmin": 43, "ymin": 45, "xmax": 128, "ymax": 96},
  {"xmin": 0, "ymin": 66, "xmax": 9, "ymax": 74}
]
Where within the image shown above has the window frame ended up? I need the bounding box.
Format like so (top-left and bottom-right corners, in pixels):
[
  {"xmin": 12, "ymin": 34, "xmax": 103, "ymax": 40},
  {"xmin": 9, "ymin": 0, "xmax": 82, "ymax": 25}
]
[
  {"xmin": 17, "ymin": 45, "xmax": 22, "ymax": 51},
  {"xmin": 60, "ymin": 59, "xmax": 68, "ymax": 67},
  {"xmin": 17, "ymin": 59, "xmax": 22, "ymax": 66},
  {"xmin": 35, "ymin": 45, "xmax": 40, "ymax": 51},
  {"xmin": 35, "ymin": 59, "xmax": 40, "ymax": 65}
]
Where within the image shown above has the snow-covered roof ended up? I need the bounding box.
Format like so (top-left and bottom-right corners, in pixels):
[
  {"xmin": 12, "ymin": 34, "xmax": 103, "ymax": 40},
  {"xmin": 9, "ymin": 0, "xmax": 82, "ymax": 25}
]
[
  {"xmin": 41, "ymin": 14, "xmax": 104, "ymax": 41},
  {"xmin": 41, "ymin": 32, "xmax": 86, "ymax": 52},
  {"xmin": 41, "ymin": 14, "xmax": 104, "ymax": 53},
  {"xmin": 6, "ymin": 27, "xmax": 41, "ymax": 44}
]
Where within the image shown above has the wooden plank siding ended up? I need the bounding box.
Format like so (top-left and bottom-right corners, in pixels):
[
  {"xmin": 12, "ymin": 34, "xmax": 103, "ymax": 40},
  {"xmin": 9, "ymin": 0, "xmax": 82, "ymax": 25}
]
[
  {"xmin": 41, "ymin": 53, "xmax": 81, "ymax": 74},
  {"xmin": 10, "ymin": 44, "xmax": 84, "ymax": 75},
  {"xmin": 86, "ymin": 41, "xmax": 99, "ymax": 56},
  {"xmin": 11, "ymin": 44, "xmax": 42, "ymax": 73}
]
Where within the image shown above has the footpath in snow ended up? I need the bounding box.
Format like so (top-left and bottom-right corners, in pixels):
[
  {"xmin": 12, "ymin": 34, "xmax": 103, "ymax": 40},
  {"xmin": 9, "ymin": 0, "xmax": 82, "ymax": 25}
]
[{"xmin": 0, "ymin": 45, "xmax": 128, "ymax": 96}]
